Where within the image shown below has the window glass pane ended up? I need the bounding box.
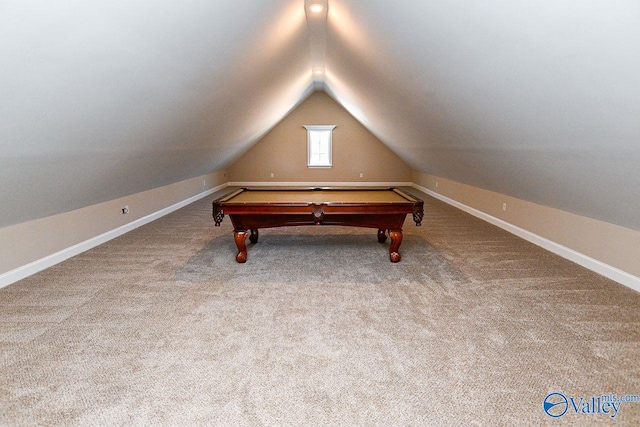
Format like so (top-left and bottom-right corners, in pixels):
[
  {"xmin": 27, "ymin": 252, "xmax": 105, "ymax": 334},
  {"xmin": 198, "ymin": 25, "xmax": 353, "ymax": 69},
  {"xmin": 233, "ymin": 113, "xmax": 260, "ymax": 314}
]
[{"xmin": 305, "ymin": 125, "xmax": 335, "ymax": 167}]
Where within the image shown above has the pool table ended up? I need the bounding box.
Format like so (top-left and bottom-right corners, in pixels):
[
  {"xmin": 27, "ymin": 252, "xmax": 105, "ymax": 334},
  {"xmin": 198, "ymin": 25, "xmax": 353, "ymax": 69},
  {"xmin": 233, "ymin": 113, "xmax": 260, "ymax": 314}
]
[{"xmin": 212, "ymin": 187, "xmax": 424, "ymax": 263}]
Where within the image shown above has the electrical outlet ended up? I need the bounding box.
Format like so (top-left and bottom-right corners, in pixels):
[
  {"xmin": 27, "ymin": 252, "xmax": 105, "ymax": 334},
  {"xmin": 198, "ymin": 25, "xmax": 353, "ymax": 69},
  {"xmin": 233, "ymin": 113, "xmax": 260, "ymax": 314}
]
[
  {"xmin": 435, "ymin": 181, "xmax": 439, "ymax": 188},
  {"xmin": 270, "ymin": 173, "xmax": 274, "ymax": 178},
  {"xmin": 502, "ymin": 203, "xmax": 507, "ymax": 212},
  {"xmin": 359, "ymin": 173, "xmax": 363, "ymax": 178},
  {"xmin": 122, "ymin": 206, "xmax": 129, "ymax": 214}
]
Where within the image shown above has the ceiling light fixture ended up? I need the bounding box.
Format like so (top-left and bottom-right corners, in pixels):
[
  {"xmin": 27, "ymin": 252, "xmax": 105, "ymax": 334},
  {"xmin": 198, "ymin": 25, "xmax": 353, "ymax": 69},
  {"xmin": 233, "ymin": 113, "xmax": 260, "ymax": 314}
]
[{"xmin": 309, "ymin": 3, "xmax": 324, "ymax": 13}]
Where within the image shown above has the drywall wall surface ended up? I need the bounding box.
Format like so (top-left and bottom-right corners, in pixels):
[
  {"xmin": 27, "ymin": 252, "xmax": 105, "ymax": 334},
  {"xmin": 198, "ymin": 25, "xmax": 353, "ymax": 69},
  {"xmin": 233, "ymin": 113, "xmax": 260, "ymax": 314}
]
[
  {"xmin": 0, "ymin": 170, "xmax": 226, "ymax": 281},
  {"xmin": 227, "ymin": 91, "xmax": 411, "ymax": 183},
  {"xmin": 413, "ymin": 171, "xmax": 640, "ymax": 280}
]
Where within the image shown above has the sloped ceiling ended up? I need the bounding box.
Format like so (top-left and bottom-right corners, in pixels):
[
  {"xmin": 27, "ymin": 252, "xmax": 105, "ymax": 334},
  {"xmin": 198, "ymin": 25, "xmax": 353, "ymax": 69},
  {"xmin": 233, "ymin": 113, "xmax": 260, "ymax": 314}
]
[
  {"xmin": 1, "ymin": 0, "xmax": 314, "ymax": 227},
  {"xmin": 2, "ymin": 1, "xmax": 639, "ymax": 230},
  {"xmin": 323, "ymin": 1, "xmax": 640, "ymax": 230}
]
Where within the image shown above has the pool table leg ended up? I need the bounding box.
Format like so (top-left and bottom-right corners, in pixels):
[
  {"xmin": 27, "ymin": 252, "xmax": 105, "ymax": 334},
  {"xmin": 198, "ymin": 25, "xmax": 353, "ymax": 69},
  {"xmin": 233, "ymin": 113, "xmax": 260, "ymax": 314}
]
[
  {"xmin": 234, "ymin": 230, "xmax": 249, "ymax": 263},
  {"xmin": 249, "ymin": 229, "xmax": 259, "ymax": 244},
  {"xmin": 377, "ymin": 228, "xmax": 387, "ymax": 243},
  {"xmin": 388, "ymin": 230, "xmax": 403, "ymax": 263}
]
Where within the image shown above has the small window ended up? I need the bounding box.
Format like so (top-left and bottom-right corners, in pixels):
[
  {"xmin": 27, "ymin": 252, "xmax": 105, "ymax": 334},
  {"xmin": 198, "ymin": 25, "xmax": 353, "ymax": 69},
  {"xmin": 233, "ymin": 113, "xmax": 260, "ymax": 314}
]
[{"xmin": 304, "ymin": 125, "xmax": 336, "ymax": 167}]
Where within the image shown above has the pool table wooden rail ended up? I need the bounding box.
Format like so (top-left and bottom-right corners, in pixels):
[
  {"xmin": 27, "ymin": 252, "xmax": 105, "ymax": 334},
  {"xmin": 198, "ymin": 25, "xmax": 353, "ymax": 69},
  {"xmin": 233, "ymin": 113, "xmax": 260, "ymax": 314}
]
[{"xmin": 212, "ymin": 187, "xmax": 423, "ymax": 263}]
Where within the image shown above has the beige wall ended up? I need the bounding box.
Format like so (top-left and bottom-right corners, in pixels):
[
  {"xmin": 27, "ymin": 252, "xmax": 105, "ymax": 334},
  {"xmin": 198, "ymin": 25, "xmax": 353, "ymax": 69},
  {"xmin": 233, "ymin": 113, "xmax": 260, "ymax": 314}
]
[
  {"xmin": 227, "ymin": 91, "xmax": 411, "ymax": 184},
  {"xmin": 0, "ymin": 170, "xmax": 227, "ymax": 285},
  {"xmin": 412, "ymin": 171, "xmax": 640, "ymax": 282}
]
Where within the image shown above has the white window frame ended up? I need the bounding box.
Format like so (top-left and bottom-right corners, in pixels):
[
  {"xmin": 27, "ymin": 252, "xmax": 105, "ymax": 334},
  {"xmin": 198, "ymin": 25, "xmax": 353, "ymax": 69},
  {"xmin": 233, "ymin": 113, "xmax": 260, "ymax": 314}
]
[{"xmin": 304, "ymin": 125, "xmax": 336, "ymax": 168}]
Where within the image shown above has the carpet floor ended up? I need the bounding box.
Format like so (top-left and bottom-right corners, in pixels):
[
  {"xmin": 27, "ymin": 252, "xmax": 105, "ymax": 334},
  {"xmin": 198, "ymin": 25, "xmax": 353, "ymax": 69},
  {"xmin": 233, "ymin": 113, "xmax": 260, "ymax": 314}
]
[{"xmin": 1, "ymin": 189, "xmax": 638, "ymax": 426}]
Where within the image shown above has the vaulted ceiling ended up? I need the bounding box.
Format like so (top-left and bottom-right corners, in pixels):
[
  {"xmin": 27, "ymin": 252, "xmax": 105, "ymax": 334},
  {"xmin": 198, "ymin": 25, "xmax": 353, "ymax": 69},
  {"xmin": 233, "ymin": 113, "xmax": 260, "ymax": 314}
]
[{"xmin": 2, "ymin": 1, "xmax": 639, "ymax": 230}]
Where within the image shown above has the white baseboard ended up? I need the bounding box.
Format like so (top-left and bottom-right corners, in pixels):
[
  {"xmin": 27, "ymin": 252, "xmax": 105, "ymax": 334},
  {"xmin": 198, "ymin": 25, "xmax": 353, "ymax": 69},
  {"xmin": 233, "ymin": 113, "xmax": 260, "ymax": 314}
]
[
  {"xmin": 0, "ymin": 183, "xmax": 228, "ymax": 289},
  {"xmin": 228, "ymin": 181, "xmax": 412, "ymax": 188},
  {"xmin": 411, "ymin": 183, "xmax": 640, "ymax": 293}
]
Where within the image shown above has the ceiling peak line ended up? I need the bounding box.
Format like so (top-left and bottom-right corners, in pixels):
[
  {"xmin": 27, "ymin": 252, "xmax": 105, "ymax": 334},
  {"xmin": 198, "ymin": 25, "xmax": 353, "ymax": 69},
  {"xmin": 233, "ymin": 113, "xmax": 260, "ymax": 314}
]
[{"xmin": 304, "ymin": 0, "xmax": 329, "ymax": 90}]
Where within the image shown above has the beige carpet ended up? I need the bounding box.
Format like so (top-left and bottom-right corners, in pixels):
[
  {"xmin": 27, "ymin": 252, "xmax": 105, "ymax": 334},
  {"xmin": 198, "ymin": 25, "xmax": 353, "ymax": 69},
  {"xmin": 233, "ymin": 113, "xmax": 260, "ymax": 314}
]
[{"xmin": 1, "ymin": 190, "xmax": 639, "ymax": 426}]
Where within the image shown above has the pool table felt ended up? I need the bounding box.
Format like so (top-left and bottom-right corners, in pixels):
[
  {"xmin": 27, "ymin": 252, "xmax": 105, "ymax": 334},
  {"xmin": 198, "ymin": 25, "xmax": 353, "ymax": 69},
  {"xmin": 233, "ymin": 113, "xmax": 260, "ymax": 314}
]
[{"xmin": 222, "ymin": 189, "xmax": 414, "ymax": 204}]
